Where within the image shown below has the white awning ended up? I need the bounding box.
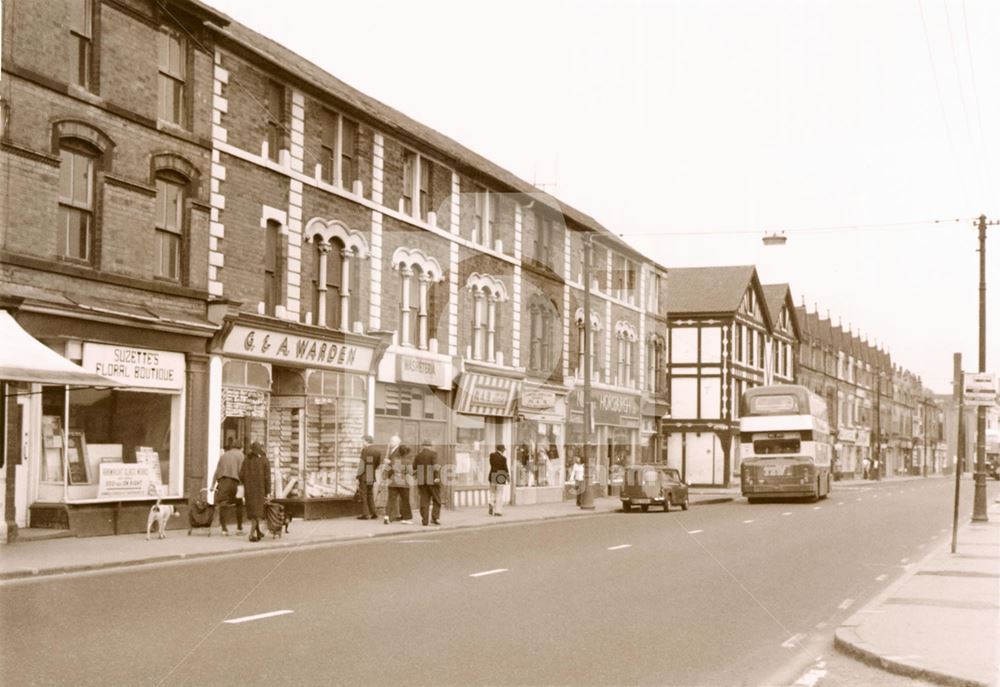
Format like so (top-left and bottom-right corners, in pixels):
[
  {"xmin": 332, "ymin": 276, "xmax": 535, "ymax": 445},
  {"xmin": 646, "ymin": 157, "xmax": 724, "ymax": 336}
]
[{"xmin": 0, "ymin": 310, "xmax": 119, "ymax": 387}]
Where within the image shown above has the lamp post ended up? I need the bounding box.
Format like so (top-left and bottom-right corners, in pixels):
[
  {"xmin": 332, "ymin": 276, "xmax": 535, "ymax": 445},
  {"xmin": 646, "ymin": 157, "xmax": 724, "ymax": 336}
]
[
  {"xmin": 580, "ymin": 233, "xmax": 595, "ymax": 509},
  {"xmin": 971, "ymin": 214, "xmax": 996, "ymax": 522}
]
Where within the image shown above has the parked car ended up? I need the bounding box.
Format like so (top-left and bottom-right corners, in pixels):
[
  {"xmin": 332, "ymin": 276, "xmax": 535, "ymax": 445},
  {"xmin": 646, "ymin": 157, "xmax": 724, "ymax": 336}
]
[
  {"xmin": 620, "ymin": 465, "xmax": 690, "ymax": 512},
  {"xmin": 986, "ymin": 457, "xmax": 999, "ymax": 480}
]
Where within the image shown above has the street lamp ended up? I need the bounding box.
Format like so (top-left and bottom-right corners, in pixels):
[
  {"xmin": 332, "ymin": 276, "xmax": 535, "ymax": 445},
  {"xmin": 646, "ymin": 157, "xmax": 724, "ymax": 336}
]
[
  {"xmin": 971, "ymin": 214, "xmax": 997, "ymax": 522},
  {"xmin": 580, "ymin": 232, "xmax": 595, "ymax": 509}
]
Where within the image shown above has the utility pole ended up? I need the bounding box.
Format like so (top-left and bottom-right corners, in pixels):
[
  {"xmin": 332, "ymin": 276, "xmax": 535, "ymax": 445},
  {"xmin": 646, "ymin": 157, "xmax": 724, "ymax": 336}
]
[
  {"xmin": 580, "ymin": 233, "xmax": 595, "ymax": 510},
  {"xmin": 972, "ymin": 215, "xmax": 995, "ymax": 522},
  {"xmin": 952, "ymin": 352, "xmax": 963, "ymax": 553}
]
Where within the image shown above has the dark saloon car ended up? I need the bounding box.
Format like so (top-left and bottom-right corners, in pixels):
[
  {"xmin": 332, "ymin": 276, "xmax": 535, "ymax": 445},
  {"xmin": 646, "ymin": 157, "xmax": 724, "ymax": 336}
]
[{"xmin": 620, "ymin": 465, "xmax": 690, "ymax": 512}]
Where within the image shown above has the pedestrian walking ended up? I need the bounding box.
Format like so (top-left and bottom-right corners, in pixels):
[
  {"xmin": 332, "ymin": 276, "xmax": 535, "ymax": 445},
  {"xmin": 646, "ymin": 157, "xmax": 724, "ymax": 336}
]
[
  {"xmin": 212, "ymin": 438, "xmax": 245, "ymax": 535},
  {"xmin": 862, "ymin": 456, "xmax": 871, "ymax": 480},
  {"xmin": 413, "ymin": 441, "xmax": 442, "ymax": 526},
  {"xmin": 488, "ymin": 444, "xmax": 509, "ymax": 516},
  {"xmin": 355, "ymin": 435, "xmax": 381, "ymax": 520},
  {"xmin": 375, "ymin": 457, "xmax": 392, "ymax": 524},
  {"xmin": 386, "ymin": 437, "xmax": 414, "ymax": 524},
  {"xmin": 239, "ymin": 441, "xmax": 271, "ymax": 542},
  {"xmin": 568, "ymin": 454, "xmax": 585, "ymax": 506}
]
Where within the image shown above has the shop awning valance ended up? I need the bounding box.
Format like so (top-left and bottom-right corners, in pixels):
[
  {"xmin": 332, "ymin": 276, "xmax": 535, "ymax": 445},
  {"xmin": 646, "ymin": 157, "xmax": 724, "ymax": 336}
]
[
  {"xmin": 0, "ymin": 310, "xmax": 119, "ymax": 387},
  {"xmin": 455, "ymin": 372, "xmax": 520, "ymax": 417}
]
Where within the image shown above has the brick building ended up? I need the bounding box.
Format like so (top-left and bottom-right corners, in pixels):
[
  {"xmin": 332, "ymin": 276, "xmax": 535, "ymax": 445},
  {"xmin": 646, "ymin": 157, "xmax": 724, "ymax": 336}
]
[{"xmin": 1, "ymin": 0, "xmax": 668, "ymax": 533}]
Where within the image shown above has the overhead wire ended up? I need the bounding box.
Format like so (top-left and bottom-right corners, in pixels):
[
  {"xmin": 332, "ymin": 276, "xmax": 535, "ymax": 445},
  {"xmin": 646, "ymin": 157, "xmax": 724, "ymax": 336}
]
[
  {"xmin": 942, "ymin": 0, "xmax": 986, "ymax": 199},
  {"xmin": 960, "ymin": 0, "xmax": 994, "ymax": 191},
  {"xmin": 616, "ymin": 217, "xmax": 971, "ymax": 238},
  {"xmin": 916, "ymin": 0, "xmax": 969, "ymax": 207}
]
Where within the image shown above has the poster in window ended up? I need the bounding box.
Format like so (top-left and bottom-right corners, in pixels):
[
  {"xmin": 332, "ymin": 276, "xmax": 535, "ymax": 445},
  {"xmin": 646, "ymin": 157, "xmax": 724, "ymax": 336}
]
[{"xmin": 67, "ymin": 432, "xmax": 89, "ymax": 485}]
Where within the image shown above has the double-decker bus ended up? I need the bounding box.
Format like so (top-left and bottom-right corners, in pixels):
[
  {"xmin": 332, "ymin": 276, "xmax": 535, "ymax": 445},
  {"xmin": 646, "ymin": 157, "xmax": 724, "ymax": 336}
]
[{"xmin": 739, "ymin": 384, "xmax": 833, "ymax": 502}]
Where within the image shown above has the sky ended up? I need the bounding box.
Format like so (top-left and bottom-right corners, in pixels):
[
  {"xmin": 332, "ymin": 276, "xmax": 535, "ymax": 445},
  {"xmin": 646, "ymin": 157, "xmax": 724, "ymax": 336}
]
[{"xmin": 203, "ymin": 0, "xmax": 1000, "ymax": 394}]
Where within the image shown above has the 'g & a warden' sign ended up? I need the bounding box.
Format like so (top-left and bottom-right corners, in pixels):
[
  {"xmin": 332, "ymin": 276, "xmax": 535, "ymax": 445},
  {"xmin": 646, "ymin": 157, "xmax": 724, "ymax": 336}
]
[{"xmin": 223, "ymin": 325, "xmax": 373, "ymax": 373}]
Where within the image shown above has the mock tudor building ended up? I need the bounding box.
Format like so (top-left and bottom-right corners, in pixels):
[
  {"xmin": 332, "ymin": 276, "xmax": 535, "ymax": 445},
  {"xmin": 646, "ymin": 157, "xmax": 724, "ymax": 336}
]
[
  {"xmin": 660, "ymin": 266, "xmax": 797, "ymax": 486},
  {"xmin": 1, "ymin": 0, "xmax": 669, "ymax": 534}
]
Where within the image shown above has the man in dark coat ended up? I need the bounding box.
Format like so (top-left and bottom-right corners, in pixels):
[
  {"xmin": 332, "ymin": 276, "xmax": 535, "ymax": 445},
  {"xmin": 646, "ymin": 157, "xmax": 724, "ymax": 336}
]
[
  {"xmin": 413, "ymin": 441, "xmax": 442, "ymax": 526},
  {"xmin": 356, "ymin": 435, "xmax": 381, "ymax": 520},
  {"xmin": 488, "ymin": 444, "xmax": 509, "ymax": 516},
  {"xmin": 239, "ymin": 441, "xmax": 271, "ymax": 542},
  {"xmin": 386, "ymin": 435, "xmax": 414, "ymax": 524}
]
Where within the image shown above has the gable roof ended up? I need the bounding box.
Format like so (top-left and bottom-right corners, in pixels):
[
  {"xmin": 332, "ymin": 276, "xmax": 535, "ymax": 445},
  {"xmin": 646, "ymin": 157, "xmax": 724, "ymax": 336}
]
[
  {"xmin": 666, "ymin": 265, "xmax": 772, "ymax": 328},
  {"xmin": 761, "ymin": 283, "xmax": 800, "ymax": 341}
]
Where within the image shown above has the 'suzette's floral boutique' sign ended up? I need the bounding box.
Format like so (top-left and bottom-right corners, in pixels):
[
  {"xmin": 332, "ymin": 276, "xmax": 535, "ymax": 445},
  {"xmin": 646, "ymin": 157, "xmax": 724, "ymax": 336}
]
[
  {"xmin": 82, "ymin": 343, "xmax": 185, "ymax": 390},
  {"xmin": 223, "ymin": 325, "xmax": 373, "ymax": 372}
]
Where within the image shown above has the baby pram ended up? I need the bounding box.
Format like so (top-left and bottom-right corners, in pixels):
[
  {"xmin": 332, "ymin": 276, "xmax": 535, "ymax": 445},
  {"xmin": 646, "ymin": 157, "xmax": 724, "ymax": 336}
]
[{"xmin": 188, "ymin": 488, "xmax": 214, "ymax": 536}]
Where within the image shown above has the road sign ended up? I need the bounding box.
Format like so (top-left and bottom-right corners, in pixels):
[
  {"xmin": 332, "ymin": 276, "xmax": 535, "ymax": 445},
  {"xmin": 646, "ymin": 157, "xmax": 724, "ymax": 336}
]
[{"xmin": 962, "ymin": 373, "xmax": 998, "ymax": 407}]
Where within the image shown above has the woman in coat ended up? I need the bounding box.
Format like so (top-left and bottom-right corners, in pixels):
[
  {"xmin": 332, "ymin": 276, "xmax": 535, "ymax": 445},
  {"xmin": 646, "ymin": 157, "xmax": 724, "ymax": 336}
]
[{"xmin": 239, "ymin": 441, "xmax": 272, "ymax": 542}]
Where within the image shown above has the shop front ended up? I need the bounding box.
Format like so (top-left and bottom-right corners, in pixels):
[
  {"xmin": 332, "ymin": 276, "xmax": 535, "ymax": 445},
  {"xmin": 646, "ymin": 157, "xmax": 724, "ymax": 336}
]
[
  {"xmin": 512, "ymin": 384, "xmax": 566, "ymax": 505},
  {"xmin": 451, "ymin": 368, "xmax": 521, "ymax": 508},
  {"xmin": 835, "ymin": 427, "xmax": 858, "ymax": 479},
  {"xmin": 18, "ymin": 318, "xmax": 210, "ymax": 536},
  {"xmin": 567, "ymin": 388, "xmax": 642, "ymax": 497},
  {"xmin": 211, "ymin": 316, "xmax": 388, "ymax": 520}
]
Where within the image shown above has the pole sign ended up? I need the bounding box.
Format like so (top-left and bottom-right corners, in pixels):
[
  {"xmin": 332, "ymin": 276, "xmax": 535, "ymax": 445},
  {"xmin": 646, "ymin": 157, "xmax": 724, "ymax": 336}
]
[{"xmin": 962, "ymin": 373, "xmax": 997, "ymax": 407}]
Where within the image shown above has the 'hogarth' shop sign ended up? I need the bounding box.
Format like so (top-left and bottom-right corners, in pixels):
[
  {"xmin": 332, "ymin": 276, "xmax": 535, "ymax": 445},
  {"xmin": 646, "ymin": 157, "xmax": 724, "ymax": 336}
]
[
  {"xmin": 571, "ymin": 389, "xmax": 641, "ymax": 425},
  {"xmin": 222, "ymin": 325, "xmax": 374, "ymax": 373}
]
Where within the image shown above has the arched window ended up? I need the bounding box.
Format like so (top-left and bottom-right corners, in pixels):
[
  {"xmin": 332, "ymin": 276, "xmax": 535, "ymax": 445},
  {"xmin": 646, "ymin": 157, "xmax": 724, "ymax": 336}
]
[
  {"xmin": 58, "ymin": 140, "xmax": 97, "ymax": 262},
  {"xmin": 393, "ymin": 247, "xmax": 444, "ymax": 350},
  {"xmin": 467, "ymin": 274, "xmax": 507, "ymax": 362},
  {"xmin": 528, "ymin": 297, "xmax": 558, "ymax": 373},
  {"xmin": 154, "ymin": 170, "xmax": 186, "ymax": 280}
]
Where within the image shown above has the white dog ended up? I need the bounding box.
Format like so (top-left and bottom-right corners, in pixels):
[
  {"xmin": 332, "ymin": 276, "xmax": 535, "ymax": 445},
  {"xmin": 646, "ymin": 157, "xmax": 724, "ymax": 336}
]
[{"xmin": 146, "ymin": 496, "xmax": 179, "ymax": 540}]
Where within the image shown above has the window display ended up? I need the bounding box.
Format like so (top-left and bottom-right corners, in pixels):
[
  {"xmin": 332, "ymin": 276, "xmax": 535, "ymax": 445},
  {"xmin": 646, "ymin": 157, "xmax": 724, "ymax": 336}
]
[{"xmin": 40, "ymin": 384, "xmax": 181, "ymax": 500}]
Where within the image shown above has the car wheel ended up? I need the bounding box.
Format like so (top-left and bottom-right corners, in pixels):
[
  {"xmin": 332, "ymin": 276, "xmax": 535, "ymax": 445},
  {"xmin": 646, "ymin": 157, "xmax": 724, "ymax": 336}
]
[
  {"xmin": 663, "ymin": 496, "xmax": 671, "ymax": 512},
  {"xmin": 681, "ymin": 495, "xmax": 690, "ymax": 511},
  {"xmin": 622, "ymin": 502, "xmax": 632, "ymax": 512},
  {"xmin": 640, "ymin": 504, "xmax": 649, "ymax": 512}
]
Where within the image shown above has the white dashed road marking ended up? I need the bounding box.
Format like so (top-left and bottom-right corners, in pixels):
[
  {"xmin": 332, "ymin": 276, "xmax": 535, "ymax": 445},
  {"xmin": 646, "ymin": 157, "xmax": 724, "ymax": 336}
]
[
  {"xmin": 900, "ymin": 557, "xmax": 910, "ymax": 564},
  {"xmin": 812, "ymin": 506, "xmax": 821, "ymax": 510},
  {"xmin": 687, "ymin": 529, "xmax": 704, "ymax": 534},
  {"xmin": 876, "ymin": 573, "xmax": 888, "ymax": 581},
  {"xmin": 837, "ymin": 502, "xmax": 844, "ymax": 505},
  {"xmin": 470, "ymin": 569, "xmax": 508, "ymax": 578},
  {"xmin": 781, "ymin": 633, "xmax": 805, "ymax": 648},
  {"xmin": 224, "ymin": 610, "xmax": 294, "ymax": 625},
  {"xmin": 838, "ymin": 598, "xmax": 854, "ymax": 610},
  {"xmin": 743, "ymin": 519, "xmax": 755, "ymax": 524},
  {"xmin": 794, "ymin": 668, "xmax": 828, "ymax": 686},
  {"xmin": 607, "ymin": 544, "xmax": 632, "ymax": 551},
  {"xmin": 782, "ymin": 512, "xmax": 792, "ymax": 516}
]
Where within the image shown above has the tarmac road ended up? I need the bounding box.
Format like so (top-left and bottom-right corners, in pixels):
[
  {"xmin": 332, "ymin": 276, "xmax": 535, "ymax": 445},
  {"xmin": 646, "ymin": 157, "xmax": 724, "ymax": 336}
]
[{"xmin": 1, "ymin": 476, "xmax": 993, "ymax": 686}]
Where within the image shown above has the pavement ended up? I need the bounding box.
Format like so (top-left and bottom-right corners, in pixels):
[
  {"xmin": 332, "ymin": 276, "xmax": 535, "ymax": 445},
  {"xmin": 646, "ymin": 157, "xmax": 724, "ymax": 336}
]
[
  {"xmin": 0, "ymin": 489, "xmax": 739, "ymax": 581},
  {"xmin": 835, "ymin": 492, "xmax": 1000, "ymax": 687}
]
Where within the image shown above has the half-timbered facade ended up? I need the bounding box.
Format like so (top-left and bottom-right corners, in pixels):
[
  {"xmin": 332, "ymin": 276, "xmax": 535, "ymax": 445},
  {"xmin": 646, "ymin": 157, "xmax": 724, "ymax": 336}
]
[{"xmin": 662, "ymin": 266, "xmax": 776, "ymax": 486}]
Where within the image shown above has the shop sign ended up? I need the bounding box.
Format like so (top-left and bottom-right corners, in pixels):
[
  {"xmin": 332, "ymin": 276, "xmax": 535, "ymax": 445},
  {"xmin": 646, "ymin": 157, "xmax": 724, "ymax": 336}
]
[
  {"xmin": 398, "ymin": 354, "xmax": 447, "ymax": 387},
  {"xmin": 570, "ymin": 389, "xmax": 640, "ymax": 425},
  {"xmin": 82, "ymin": 343, "xmax": 184, "ymax": 390},
  {"xmin": 97, "ymin": 463, "xmax": 160, "ymax": 498},
  {"xmin": 222, "ymin": 387, "xmax": 268, "ymax": 418},
  {"xmin": 455, "ymin": 373, "xmax": 519, "ymax": 416},
  {"xmin": 838, "ymin": 428, "xmax": 858, "ymax": 443},
  {"xmin": 223, "ymin": 325, "xmax": 372, "ymax": 373},
  {"xmin": 520, "ymin": 389, "xmax": 557, "ymax": 411}
]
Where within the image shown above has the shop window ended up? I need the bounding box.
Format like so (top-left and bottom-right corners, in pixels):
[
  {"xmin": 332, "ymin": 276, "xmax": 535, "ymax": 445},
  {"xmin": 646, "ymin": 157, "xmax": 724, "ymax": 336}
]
[
  {"xmin": 69, "ymin": 0, "xmax": 93, "ymax": 90},
  {"xmin": 40, "ymin": 385, "xmax": 182, "ymax": 499},
  {"xmin": 515, "ymin": 421, "xmax": 563, "ymax": 487},
  {"xmin": 57, "ymin": 142, "xmax": 96, "ymax": 262},
  {"xmin": 157, "ymin": 28, "xmax": 186, "ymax": 126},
  {"xmin": 154, "ymin": 174, "xmax": 185, "ymax": 280}
]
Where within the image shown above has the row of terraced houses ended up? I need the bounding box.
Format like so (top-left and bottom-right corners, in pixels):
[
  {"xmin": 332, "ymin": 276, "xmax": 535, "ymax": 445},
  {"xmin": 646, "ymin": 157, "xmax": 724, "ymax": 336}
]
[{"xmin": 0, "ymin": 0, "xmax": 947, "ymax": 537}]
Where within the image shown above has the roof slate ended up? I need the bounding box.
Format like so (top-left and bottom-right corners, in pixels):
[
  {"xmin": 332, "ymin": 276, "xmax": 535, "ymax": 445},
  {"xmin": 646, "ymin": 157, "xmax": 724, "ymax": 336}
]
[{"xmin": 665, "ymin": 265, "xmax": 758, "ymax": 316}]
